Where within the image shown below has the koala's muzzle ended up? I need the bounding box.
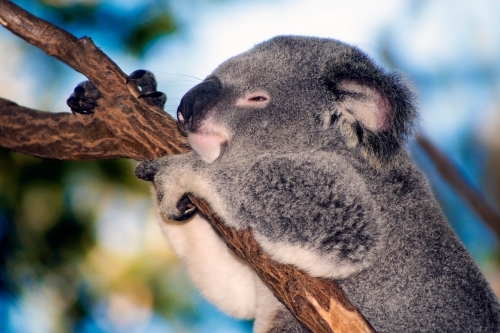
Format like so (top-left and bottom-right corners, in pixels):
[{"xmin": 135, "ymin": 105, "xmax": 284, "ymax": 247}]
[{"xmin": 177, "ymin": 77, "xmax": 222, "ymax": 132}]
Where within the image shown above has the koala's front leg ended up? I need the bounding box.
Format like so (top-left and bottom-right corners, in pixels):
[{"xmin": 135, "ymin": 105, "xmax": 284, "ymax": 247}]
[{"xmin": 135, "ymin": 153, "xmax": 223, "ymax": 221}]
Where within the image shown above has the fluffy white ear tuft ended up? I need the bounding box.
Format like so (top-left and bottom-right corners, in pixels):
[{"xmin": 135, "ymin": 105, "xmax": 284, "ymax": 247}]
[{"xmin": 338, "ymin": 81, "xmax": 391, "ymax": 132}]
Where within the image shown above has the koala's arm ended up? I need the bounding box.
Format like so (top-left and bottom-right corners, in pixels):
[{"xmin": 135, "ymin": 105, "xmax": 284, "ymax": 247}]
[
  {"xmin": 137, "ymin": 152, "xmax": 229, "ymax": 222},
  {"xmin": 140, "ymin": 150, "xmax": 386, "ymax": 281},
  {"xmin": 162, "ymin": 215, "xmax": 304, "ymax": 333},
  {"xmin": 138, "ymin": 153, "xmax": 273, "ymax": 319}
]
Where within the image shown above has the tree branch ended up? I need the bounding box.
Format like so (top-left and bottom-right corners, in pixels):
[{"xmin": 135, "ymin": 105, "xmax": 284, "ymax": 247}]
[
  {"xmin": 0, "ymin": 1, "xmax": 374, "ymax": 332},
  {"xmin": 0, "ymin": 1, "xmax": 186, "ymax": 161},
  {"xmin": 416, "ymin": 135, "xmax": 500, "ymax": 239},
  {"xmin": 0, "ymin": 96, "xmax": 187, "ymax": 160}
]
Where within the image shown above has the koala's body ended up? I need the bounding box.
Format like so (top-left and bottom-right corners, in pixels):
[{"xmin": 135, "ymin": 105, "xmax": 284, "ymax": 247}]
[{"xmin": 134, "ymin": 36, "xmax": 500, "ymax": 332}]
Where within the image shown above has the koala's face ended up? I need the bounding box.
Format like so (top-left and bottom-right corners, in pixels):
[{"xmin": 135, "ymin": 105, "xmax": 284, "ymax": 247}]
[{"xmin": 177, "ymin": 36, "xmax": 415, "ymax": 164}]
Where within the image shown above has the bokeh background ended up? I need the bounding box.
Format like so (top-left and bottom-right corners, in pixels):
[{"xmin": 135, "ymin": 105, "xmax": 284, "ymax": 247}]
[{"xmin": 1, "ymin": 0, "xmax": 499, "ymax": 332}]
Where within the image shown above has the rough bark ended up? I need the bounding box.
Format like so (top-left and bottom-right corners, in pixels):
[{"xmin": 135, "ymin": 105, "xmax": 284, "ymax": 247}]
[
  {"xmin": 0, "ymin": 0, "xmax": 186, "ymax": 160},
  {"xmin": 0, "ymin": 97, "xmax": 188, "ymax": 160},
  {"xmin": 0, "ymin": 1, "xmax": 375, "ymax": 332}
]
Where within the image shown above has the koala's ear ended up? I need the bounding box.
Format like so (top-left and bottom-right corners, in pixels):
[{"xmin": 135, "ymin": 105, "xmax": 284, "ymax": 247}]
[{"xmin": 322, "ymin": 49, "xmax": 417, "ymax": 164}]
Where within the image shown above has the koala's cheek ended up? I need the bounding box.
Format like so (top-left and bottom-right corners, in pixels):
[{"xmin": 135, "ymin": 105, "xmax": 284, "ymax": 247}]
[{"xmin": 188, "ymin": 133, "xmax": 226, "ymax": 163}]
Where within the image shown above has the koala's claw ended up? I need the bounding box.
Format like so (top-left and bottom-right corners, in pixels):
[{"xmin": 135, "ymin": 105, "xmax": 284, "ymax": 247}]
[
  {"xmin": 173, "ymin": 194, "xmax": 197, "ymax": 221},
  {"xmin": 67, "ymin": 81, "xmax": 101, "ymax": 114},
  {"xmin": 128, "ymin": 69, "xmax": 167, "ymax": 109},
  {"xmin": 138, "ymin": 90, "xmax": 167, "ymax": 109},
  {"xmin": 138, "ymin": 91, "xmax": 165, "ymax": 99}
]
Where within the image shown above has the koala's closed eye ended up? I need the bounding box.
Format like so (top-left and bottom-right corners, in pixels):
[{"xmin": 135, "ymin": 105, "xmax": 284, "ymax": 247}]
[
  {"xmin": 249, "ymin": 96, "xmax": 267, "ymax": 101},
  {"xmin": 236, "ymin": 92, "xmax": 270, "ymax": 107}
]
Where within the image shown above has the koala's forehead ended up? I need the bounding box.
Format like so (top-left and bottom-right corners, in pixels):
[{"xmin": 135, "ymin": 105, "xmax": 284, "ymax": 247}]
[{"xmin": 208, "ymin": 36, "xmax": 355, "ymax": 89}]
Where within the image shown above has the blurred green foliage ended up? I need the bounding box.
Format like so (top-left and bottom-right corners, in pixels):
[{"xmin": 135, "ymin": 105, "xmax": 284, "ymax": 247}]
[{"xmin": 0, "ymin": 146, "xmax": 196, "ymax": 330}]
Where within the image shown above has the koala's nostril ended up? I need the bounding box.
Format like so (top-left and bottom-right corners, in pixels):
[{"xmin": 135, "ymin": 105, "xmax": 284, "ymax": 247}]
[
  {"xmin": 134, "ymin": 160, "xmax": 159, "ymax": 181},
  {"xmin": 177, "ymin": 77, "xmax": 222, "ymax": 131}
]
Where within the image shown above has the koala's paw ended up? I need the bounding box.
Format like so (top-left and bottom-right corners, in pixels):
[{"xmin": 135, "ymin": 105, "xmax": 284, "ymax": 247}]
[
  {"xmin": 128, "ymin": 69, "xmax": 167, "ymax": 109},
  {"xmin": 135, "ymin": 156, "xmax": 198, "ymax": 222},
  {"xmin": 67, "ymin": 81, "xmax": 101, "ymax": 114},
  {"xmin": 67, "ymin": 70, "xmax": 166, "ymax": 114},
  {"xmin": 156, "ymin": 192, "xmax": 197, "ymax": 222}
]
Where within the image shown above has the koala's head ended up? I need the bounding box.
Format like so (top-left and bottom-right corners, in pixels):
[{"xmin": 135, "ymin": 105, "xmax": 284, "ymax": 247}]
[{"xmin": 177, "ymin": 36, "xmax": 416, "ymax": 166}]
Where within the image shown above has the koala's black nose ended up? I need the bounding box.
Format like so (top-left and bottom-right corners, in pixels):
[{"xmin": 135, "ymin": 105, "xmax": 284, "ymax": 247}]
[
  {"xmin": 135, "ymin": 160, "xmax": 160, "ymax": 181},
  {"xmin": 177, "ymin": 77, "xmax": 222, "ymax": 132}
]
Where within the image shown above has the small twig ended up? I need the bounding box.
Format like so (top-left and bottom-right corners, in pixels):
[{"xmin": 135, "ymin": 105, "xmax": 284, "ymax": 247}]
[{"xmin": 416, "ymin": 135, "xmax": 500, "ymax": 238}]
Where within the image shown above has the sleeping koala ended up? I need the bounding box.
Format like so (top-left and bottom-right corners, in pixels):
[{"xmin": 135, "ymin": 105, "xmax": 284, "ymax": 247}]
[{"xmin": 69, "ymin": 36, "xmax": 500, "ymax": 332}]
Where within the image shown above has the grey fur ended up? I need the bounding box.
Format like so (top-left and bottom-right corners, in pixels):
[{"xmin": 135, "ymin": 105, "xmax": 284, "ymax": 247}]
[{"xmin": 136, "ymin": 36, "xmax": 500, "ymax": 332}]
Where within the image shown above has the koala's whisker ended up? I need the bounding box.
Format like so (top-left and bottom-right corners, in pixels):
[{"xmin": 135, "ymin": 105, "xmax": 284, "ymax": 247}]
[{"xmin": 154, "ymin": 71, "xmax": 203, "ymax": 81}]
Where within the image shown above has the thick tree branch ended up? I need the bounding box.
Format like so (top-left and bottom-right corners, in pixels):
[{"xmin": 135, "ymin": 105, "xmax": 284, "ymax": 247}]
[
  {"xmin": 0, "ymin": 1, "xmax": 186, "ymax": 160},
  {"xmin": 0, "ymin": 1, "xmax": 374, "ymax": 332},
  {"xmin": 0, "ymin": 96, "xmax": 187, "ymax": 160}
]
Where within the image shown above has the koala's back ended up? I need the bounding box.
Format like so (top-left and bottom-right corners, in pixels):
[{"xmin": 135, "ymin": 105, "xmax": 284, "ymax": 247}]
[{"xmin": 338, "ymin": 155, "xmax": 500, "ymax": 332}]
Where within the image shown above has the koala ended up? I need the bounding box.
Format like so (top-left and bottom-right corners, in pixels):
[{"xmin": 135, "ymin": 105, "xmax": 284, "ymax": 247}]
[{"xmin": 70, "ymin": 36, "xmax": 500, "ymax": 332}]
